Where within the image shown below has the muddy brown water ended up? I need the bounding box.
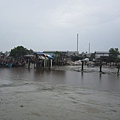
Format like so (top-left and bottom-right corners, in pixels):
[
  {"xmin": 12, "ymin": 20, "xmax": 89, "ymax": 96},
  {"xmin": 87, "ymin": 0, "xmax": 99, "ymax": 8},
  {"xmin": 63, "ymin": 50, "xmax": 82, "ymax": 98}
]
[{"xmin": 0, "ymin": 67, "xmax": 120, "ymax": 93}]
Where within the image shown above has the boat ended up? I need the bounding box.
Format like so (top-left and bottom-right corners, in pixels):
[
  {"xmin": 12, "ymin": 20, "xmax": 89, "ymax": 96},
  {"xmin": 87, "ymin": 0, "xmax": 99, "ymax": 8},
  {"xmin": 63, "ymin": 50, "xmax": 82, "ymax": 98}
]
[
  {"xmin": 6, "ymin": 63, "xmax": 12, "ymax": 68},
  {"xmin": 12, "ymin": 62, "xmax": 25, "ymax": 67},
  {"xmin": 0, "ymin": 63, "xmax": 12, "ymax": 68}
]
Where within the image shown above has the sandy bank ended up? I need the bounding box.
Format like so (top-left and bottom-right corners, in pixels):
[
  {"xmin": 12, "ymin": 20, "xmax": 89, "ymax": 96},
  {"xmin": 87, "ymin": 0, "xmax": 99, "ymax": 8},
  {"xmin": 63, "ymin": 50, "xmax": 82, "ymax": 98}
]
[{"xmin": 0, "ymin": 79, "xmax": 120, "ymax": 120}]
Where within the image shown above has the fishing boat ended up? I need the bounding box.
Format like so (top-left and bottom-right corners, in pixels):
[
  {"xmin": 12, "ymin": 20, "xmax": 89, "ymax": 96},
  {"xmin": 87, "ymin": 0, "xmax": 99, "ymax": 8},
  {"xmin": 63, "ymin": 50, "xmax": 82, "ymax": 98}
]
[
  {"xmin": 12, "ymin": 62, "xmax": 25, "ymax": 67},
  {"xmin": 0, "ymin": 63, "xmax": 12, "ymax": 68}
]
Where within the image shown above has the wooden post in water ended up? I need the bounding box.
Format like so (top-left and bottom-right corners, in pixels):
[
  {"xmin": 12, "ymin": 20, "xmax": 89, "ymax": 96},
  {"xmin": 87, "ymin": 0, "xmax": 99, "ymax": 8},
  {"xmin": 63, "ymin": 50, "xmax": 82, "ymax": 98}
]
[
  {"xmin": 35, "ymin": 54, "xmax": 39, "ymax": 69},
  {"xmin": 28, "ymin": 59, "xmax": 30, "ymax": 69},
  {"xmin": 118, "ymin": 68, "xmax": 119, "ymax": 74},
  {"xmin": 47, "ymin": 60, "xmax": 49, "ymax": 69},
  {"xmin": 81, "ymin": 60, "xmax": 84, "ymax": 72},
  {"xmin": 99, "ymin": 61, "xmax": 102, "ymax": 72},
  {"xmin": 50, "ymin": 59, "xmax": 53, "ymax": 69},
  {"xmin": 117, "ymin": 64, "xmax": 120, "ymax": 74},
  {"xmin": 34, "ymin": 62, "xmax": 36, "ymax": 69},
  {"xmin": 44, "ymin": 59, "xmax": 46, "ymax": 69}
]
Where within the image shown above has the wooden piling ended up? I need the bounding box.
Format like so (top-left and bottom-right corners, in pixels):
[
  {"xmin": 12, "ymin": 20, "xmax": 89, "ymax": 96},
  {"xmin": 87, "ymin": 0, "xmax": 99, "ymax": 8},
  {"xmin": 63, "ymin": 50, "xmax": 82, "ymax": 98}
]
[
  {"xmin": 117, "ymin": 68, "xmax": 119, "ymax": 74},
  {"xmin": 117, "ymin": 64, "xmax": 120, "ymax": 74},
  {"xmin": 28, "ymin": 59, "xmax": 30, "ymax": 69},
  {"xmin": 99, "ymin": 61, "xmax": 102, "ymax": 72},
  {"xmin": 50, "ymin": 59, "xmax": 53, "ymax": 69},
  {"xmin": 81, "ymin": 61, "xmax": 84, "ymax": 72}
]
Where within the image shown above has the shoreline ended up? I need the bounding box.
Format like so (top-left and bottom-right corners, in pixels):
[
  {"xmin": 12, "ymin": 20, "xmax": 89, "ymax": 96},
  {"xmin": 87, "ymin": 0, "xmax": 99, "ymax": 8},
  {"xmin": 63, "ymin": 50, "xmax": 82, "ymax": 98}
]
[
  {"xmin": 53, "ymin": 65, "xmax": 119, "ymax": 74},
  {"xmin": 0, "ymin": 78, "xmax": 120, "ymax": 120}
]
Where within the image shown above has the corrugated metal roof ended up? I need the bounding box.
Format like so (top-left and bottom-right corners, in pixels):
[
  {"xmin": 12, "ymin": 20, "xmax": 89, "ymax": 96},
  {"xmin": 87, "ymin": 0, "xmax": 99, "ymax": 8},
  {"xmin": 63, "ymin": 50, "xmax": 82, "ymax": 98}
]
[{"xmin": 34, "ymin": 52, "xmax": 53, "ymax": 59}]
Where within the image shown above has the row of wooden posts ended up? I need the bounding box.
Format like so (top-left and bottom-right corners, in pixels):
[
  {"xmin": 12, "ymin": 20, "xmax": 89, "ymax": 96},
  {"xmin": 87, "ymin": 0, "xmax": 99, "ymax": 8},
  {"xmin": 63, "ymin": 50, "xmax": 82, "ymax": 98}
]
[
  {"xmin": 81, "ymin": 61, "xmax": 120, "ymax": 74},
  {"xmin": 27, "ymin": 58, "xmax": 53, "ymax": 70}
]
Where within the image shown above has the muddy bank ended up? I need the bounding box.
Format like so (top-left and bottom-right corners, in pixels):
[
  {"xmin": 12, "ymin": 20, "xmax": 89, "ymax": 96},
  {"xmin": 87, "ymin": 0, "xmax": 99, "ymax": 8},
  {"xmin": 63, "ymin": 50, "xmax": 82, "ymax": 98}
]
[{"xmin": 0, "ymin": 80, "xmax": 120, "ymax": 120}]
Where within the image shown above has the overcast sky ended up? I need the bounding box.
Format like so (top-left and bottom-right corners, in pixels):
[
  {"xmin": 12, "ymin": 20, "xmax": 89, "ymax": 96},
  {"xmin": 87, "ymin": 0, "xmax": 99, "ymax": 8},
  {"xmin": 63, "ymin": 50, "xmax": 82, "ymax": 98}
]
[{"xmin": 0, "ymin": 0, "xmax": 120, "ymax": 53}]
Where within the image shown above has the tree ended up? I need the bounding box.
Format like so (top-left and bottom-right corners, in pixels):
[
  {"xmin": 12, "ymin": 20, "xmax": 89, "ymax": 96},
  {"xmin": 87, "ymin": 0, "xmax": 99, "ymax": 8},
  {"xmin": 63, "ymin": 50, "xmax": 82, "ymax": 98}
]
[
  {"xmin": 29, "ymin": 49, "xmax": 34, "ymax": 54},
  {"xmin": 109, "ymin": 48, "xmax": 119, "ymax": 62},
  {"xmin": 10, "ymin": 46, "xmax": 29, "ymax": 59}
]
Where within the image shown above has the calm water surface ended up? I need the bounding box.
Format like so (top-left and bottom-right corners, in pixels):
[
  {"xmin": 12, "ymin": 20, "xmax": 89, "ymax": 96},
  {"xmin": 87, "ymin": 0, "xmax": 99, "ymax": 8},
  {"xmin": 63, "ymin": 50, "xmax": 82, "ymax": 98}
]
[{"xmin": 0, "ymin": 67, "xmax": 120, "ymax": 92}]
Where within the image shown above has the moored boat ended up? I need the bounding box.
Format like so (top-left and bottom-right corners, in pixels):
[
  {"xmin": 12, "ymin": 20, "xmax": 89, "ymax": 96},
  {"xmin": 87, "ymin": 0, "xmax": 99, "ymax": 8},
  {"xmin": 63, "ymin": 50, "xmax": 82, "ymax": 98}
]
[
  {"xmin": 0, "ymin": 63, "xmax": 12, "ymax": 68},
  {"xmin": 12, "ymin": 63, "xmax": 25, "ymax": 67}
]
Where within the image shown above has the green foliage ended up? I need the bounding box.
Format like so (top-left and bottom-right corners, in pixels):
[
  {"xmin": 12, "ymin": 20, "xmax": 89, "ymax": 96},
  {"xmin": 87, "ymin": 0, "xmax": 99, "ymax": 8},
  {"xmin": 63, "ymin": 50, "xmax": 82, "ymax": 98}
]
[
  {"xmin": 54, "ymin": 51, "xmax": 61, "ymax": 57},
  {"xmin": 10, "ymin": 46, "xmax": 29, "ymax": 59},
  {"xmin": 109, "ymin": 48, "xmax": 119, "ymax": 62}
]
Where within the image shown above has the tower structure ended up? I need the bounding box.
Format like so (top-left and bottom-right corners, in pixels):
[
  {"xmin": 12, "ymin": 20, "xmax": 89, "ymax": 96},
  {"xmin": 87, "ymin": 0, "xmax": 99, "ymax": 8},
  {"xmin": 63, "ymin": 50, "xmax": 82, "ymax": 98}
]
[{"xmin": 77, "ymin": 34, "xmax": 79, "ymax": 55}]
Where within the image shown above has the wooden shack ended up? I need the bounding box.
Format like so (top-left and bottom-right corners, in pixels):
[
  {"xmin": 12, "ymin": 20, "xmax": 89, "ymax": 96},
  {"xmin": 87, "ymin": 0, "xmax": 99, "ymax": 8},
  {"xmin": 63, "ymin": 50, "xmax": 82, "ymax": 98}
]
[{"xmin": 34, "ymin": 52, "xmax": 53, "ymax": 69}]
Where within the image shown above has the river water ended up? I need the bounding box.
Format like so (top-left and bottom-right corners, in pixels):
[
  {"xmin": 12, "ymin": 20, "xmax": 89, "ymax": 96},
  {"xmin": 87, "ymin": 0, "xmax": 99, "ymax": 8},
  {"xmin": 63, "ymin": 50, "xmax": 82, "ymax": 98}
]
[{"xmin": 0, "ymin": 67, "xmax": 120, "ymax": 93}]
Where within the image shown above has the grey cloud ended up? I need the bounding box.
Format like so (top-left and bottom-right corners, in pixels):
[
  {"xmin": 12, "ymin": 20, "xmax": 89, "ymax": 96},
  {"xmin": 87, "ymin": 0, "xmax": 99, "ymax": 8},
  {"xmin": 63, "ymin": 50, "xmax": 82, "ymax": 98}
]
[{"xmin": 0, "ymin": 0, "xmax": 120, "ymax": 52}]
